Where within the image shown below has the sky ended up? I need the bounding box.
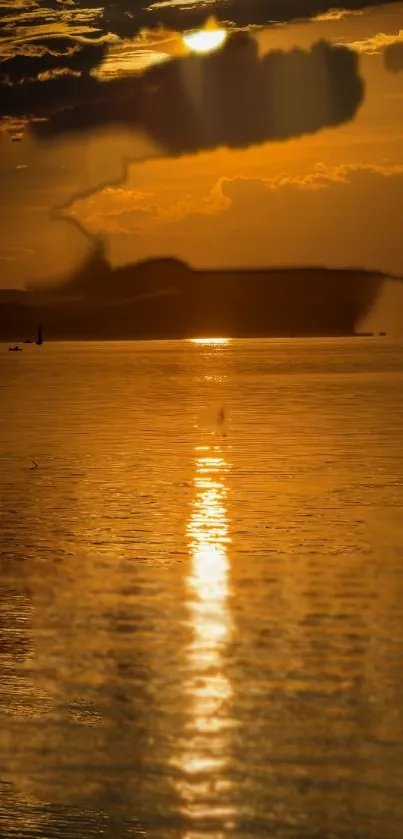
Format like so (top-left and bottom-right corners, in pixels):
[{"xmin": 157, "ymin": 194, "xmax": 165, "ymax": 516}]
[{"xmin": 1, "ymin": 0, "xmax": 403, "ymax": 289}]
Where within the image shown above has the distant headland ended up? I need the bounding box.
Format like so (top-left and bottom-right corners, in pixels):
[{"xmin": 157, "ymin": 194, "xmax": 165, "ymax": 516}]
[{"xmin": 0, "ymin": 252, "xmax": 386, "ymax": 341}]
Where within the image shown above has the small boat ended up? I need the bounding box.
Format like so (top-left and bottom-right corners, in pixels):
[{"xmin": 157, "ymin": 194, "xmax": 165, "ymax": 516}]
[
  {"xmin": 8, "ymin": 345, "xmax": 23, "ymax": 352},
  {"xmin": 36, "ymin": 325, "xmax": 43, "ymax": 346},
  {"xmin": 23, "ymin": 339, "xmax": 34, "ymax": 344}
]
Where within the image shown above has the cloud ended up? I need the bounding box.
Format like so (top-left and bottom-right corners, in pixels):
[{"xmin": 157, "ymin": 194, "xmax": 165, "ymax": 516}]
[
  {"xmin": 2, "ymin": 34, "xmax": 364, "ymax": 159},
  {"xmin": 314, "ymin": 8, "xmax": 364, "ymax": 21},
  {"xmin": 172, "ymin": 164, "xmax": 403, "ymax": 276},
  {"xmin": 384, "ymin": 40, "xmax": 403, "ymax": 71},
  {"xmin": 68, "ymin": 182, "xmax": 225, "ymax": 236},
  {"xmin": 89, "ymin": 0, "xmax": 403, "ymax": 40},
  {"xmin": 0, "ymin": 3, "xmax": 104, "ymax": 56},
  {"xmin": 2, "ymin": 0, "xmax": 402, "ymax": 74},
  {"xmin": 216, "ymin": 162, "xmax": 403, "ymax": 199},
  {"xmin": 70, "ymin": 163, "xmax": 403, "ymax": 277},
  {"xmin": 0, "ymin": 38, "xmax": 109, "ymax": 83},
  {"xmin": 69, "ymin": 187, "xmax": 158, "ymax": 234},
  {"xmin": 346, "ymin": 28, "xmax": 403, "ymax": 54}
]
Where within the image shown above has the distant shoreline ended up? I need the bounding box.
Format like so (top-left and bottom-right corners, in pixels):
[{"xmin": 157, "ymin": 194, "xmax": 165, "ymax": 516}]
[
  {"xmin": 2, "ymin": 333, "xmax": 388, "ymax": 344},
  {"xmin": 0, "ymin": 262, "xmax": 387, "ymax": 342}
]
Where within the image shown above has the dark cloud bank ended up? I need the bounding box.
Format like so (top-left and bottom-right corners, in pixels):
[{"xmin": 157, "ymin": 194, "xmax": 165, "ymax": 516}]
[
  {"xmin": 2, "ymin": 33, "xmax": 364, "ymax": 155},
  {"xmin": 123, "ymin": 0, "xmax": 403, "ymax": 35},
  {"xmin": 0, "ymin": 39, "xmax": 109, "ymax": 85},
  {"xmin": 1, "ymin": 0, "xmax": 401, "ymax": 44}
]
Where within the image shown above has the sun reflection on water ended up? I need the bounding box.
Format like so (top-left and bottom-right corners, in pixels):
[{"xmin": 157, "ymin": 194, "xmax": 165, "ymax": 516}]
[
  {"xmin": 189, "ymin": 338, "xmax": 230, "ymax": 346},
  {"xmin": 173, "ymin": 443, "xmax": 235, "ymax": 831}
]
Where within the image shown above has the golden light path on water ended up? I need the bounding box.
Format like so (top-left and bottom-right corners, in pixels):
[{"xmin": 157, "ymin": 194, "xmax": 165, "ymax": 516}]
[{"xmin": 173, "ymin": 413, "xmax": 236, "ymax": 834}]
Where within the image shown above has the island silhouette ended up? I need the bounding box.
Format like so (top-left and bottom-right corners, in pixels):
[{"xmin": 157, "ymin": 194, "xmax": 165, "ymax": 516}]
[{"xmin": 0, "ymin": 248, "xmax": 385, "ymax": 341}]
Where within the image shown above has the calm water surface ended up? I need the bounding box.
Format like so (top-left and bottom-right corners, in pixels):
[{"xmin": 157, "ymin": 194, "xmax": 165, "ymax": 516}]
[{"xmin": 1, "ymin": 338, "xmax": 403, "ymax": 839}]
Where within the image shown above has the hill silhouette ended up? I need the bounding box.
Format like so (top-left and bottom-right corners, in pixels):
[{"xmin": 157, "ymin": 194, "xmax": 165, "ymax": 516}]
[{"xmin": 0, "ymin": 254, "xmax": 384, "ymax": 341}]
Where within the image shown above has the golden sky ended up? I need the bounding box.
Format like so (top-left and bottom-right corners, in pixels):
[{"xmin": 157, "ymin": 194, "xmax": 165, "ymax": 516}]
[{"xmin": 1, "ymin": 0, "xmax": 403, "ymax": 287}]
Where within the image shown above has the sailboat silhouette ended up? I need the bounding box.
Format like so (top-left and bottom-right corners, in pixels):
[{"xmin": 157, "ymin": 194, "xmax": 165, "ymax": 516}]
[{"xmin": 36, "ymin": 325, "xmax": 43, "ymax": 346}]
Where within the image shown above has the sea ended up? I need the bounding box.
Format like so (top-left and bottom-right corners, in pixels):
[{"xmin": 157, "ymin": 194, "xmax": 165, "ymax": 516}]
[{"xmin": 1, "ymin": 338, "xmax": 403, "ymax": 839}]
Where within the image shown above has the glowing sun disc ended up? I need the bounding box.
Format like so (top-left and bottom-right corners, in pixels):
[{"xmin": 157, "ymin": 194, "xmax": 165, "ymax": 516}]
[{"xmin": 183, "ymin": 29, "xmax": 227, "ymax": 54}]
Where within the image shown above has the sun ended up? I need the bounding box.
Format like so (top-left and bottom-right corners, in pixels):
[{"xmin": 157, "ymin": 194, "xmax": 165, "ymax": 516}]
[{"xmin": 183, "ymin": 26, "xmax": 227, "ymax": 55}]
